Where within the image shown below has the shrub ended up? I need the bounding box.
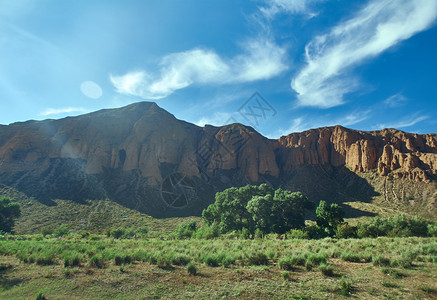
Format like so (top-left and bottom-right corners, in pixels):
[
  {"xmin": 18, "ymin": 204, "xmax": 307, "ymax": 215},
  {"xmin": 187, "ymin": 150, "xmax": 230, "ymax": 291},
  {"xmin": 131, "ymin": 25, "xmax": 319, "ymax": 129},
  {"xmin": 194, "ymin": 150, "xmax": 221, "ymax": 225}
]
[
  {"xmin": 114, "ymin": 254, "xmax": 133, "ymax": 265},
  {"xmin": 114, "ymin": 255, "xmax": 123, "ymax": 266},
  {"xmin": 157, "ymin": 256, "xmax": 172, "ymax": 269},
  {"xmin": 36, "ymin": 292, "xmax": 47, "ymax": 300},
  {"xmin": 186, "ymin": 263, "xmax": 197, "ymax": 275},
  {"xmin": 80, "ymin": 231, "xmax": 89, "ymax": 238},
  {"xmin": 174, "ymin": 220, "xmax": 197, "ymax": 239},
  {"xmin": 427, "ymin": 223, "xmax": 437, "ymax": 237},
  {"xmin": 239, "ymin": 227, "xmax": 251, "ymax": 239},
  {"xmin": 41, "ymin": 226, "xmax": 54, "ymax": 237},
  {"xmin": 281, "ymin": 271, "xmax": 292, "ymax": 281},
  {"xmin": 278, "ymin": 257, "xmax": 294, "ymax": 270},
  {"xmin": 136, "ymin": 226, "xmax": 149, "ymax": 238},
  {"xmin": 172, "ymin": 254, "xmax": 190, "ymax": 266},
  {"xmin": 335, "ymin": 223, "xmax": 357, "ymax": 239},
  {"xmin": 288, "ymin": 229, "xmax": 309, "ymax": 239},
  {"xmin": 319, "ymin": 263, "xmax": 334, "ymax": 276},
  {"xmin": 36, "ymin": 255, "xmax": 55, "ymax": 266},
  {"xmin": 205, "ymin": 255, "xmax": 220, "ymax": 267},
  {"xmin": 254, "ymin": 228, "xmax": 264, "ymax": 239},
  {"xmin": 372, "ymin": 255, "xmax": 391, "ymax": 267},
  {"xmin": 245, "ymin": 252, "xmax": 269, "ymax": 266},
  {"xmin": 54, "ymin": 224, "xmax": 70, "ymax": 237},
  {"xmin": 64, "ymin": 255, "xmax": 81, "ymax": 267},
  {"xmin": 306, "ymin": 253, "xmax": 327, "ymax": 267},
  {"xmin": 340, "ymin": 252, "xmax": 361, "ymax": 263},
  {"xmin": 305, "ymin": 225, "xmax": 328, "ymax": 239},
  {"xmin": 339, "ymin": 277, "xmax": 353, "ymax": 296},
  {"xmin": 89, "ymin": 255, "xmax": 105, "ymax": 268},
  {"xmin": 109, "ymin": 227, "xmax": 126, "ymax": 239}
]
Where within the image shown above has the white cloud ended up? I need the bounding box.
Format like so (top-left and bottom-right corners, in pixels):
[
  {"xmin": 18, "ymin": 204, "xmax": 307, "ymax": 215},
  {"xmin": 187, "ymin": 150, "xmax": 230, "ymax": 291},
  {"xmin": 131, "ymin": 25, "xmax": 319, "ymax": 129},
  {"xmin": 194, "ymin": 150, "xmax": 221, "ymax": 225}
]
[
  {"xmin": 276, "ymin": 110, "xmax": 370, "ymax": 137},
  {"xmin": 260, "ymin": 0, "xmax": 321, "ymax": 19},
  {"xmin": 383, "ymin": 92, "xmax": 408, "ymax": 107},
  {"xmin": 374, "ymin": 113, "xmax": 428, "ymax": 129},
  {"xmin": 40, "ymin": 107, "xmax": 86, "ymax": 117},
  {"xmin": 195, "ymin": 112, "xmax": 233, "ymax": 127},
  {"xmin": 111, "ymin": 38, "xmax": 287, "ymax": 100},
  {"xmin": 292, "ymin": 0, "xmax": 437, "ymax": 108}
]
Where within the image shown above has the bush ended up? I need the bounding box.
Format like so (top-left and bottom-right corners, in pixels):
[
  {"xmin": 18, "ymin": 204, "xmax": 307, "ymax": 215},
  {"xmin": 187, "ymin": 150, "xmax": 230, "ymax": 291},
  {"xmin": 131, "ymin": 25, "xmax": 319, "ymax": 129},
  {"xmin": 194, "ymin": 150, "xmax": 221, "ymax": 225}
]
[
  {"xmin": 41, "ymin": 226, "xmax": 54, "ymax": 237},
  {"xmin": 54, "ymin": 224, "xmax": 70, "ymax": 237},
  {"xmin": 157, "ymin": 256, "xmax": 172, "ymax": 269},
  {"xmin": 36, "ymin": 292, "xmax": 47, "ymax": 300},
  {"xmin": 89, "ymin": 255, "xmax": 105, "ymax": 268},
  {"xmin": 281, "ymin": 271, "xmax": 292, "ymax": 281},
  {"xmin": 335, "ymin": 223, "xmax": 356, "ymax": 239},
  {"xmin": 171, "ymin": 254, "xmax": 190, "ymax": 266},
  {"xmin": 305, "ymin": 225, "xmax": 328, "ymax": 239},
  {"xmin": 195, "ymin": 222, "xmax": 220, "ymax": 239},
  {"xmin": 340, "ymin": 252, "xmax": 362, "ymax": 263},
  {"xmin": 372, "ymin": 255, "xmax": 391, "ymax": 267},
  {"xmin": 306, "ymin": 253, "xmax": 327, "ymax": 267},
  {"xmin": 319, "ymin": 263, "xmax": 334, "ymax": 276},
  {"xmin": 109, "ymin": 227, "xmax": 136, "ymax": 239},
  {"xmin": 427, "ymin": 223, "xmax": 437, "ymax": 237},
  {"xmin": 136, "ymin": 226, "xmax": 149, "ymax": 238},
  {"xmin": 339, "ymin": 277, "xmax": 353, "ymax": 296},
  {"xmin": 186, "ymin": 262, "xmax": 197, "ymax": 275},
  {"xmin": 357, "ymin": 214, "xmax": 435, "ymax": 238},
  {"xmin": 204, "ymin": 255, "xmax": 220, "ymax": 267},
  {"xmin": 245, "ymin": 252, "xmax": 269, "ymax": 266},
  {"xmin": 288, "ymin": 229, "xmax": 309, "ymax": 239},
  {"xmin": 173, "ymin": 220, "xmax": 197, "ymax": 239},
  {"xmin": 278, "ymin": 257, "xmax": 294, "ymax": 270},
  {"xmin": 64, "ymin": 255, "xmax": 81, "ymax": 267},
  {"xmin": 36, "ymin": 254, "xmax": 55, "ymax": 266}
]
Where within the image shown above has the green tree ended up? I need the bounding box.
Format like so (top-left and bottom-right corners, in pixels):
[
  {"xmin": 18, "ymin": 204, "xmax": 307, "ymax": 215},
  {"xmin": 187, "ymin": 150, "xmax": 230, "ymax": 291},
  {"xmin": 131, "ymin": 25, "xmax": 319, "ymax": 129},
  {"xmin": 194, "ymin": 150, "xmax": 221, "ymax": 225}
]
[
  {"xmin": 270, "ymin": 189, "xmax": 314, "ymax": 233},
  {"xmin": 203, "ymin": 184, "xmax": 313, "ymax": 234},
  {"xmin": 0, "ymin": 197, "xmax": 21, "ymax": 233},
  {"xmin": 246, "ymin": 194, "xmax": 274, "ymax": 233},
  {"xmin": 202, "ymin": 184, "xmax": 274, "ymax": 233},
  {"xmin": 316, "ymin": 200, "xmax": 344, "ymax": 236}
]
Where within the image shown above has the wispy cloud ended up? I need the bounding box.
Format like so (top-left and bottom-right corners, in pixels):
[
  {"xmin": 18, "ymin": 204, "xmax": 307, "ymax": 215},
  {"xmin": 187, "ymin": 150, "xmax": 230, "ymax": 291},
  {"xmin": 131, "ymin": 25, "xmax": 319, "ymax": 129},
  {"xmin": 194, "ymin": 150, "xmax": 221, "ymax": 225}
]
[
  {"xmin": 292, "ymin": 0, "xmax": 437, "ymax": 108},
  {"xmin": 260, "ymin": 0, "xmax": 321, "ymax": 19},
  {"xmin": 111, "ymin": 38, "xmax": 287, "ymax": 100},
  {"xmin": 40, "ymin": 107, "xmax": 86, "ymax": 117},
  {"xmin": 374, "ymin": 113, "xmax": 428, "ymax": 129},
  {"xmin": 383, "ymin": 92, "xmax": 408, "ymax": 107},
  {"xmin": 276, "ymin": 109, "xmax": 370, "ymax": 137},
  {"xmin": 195, "ymin": 112, "xmax": 233, "ymax": 127}
]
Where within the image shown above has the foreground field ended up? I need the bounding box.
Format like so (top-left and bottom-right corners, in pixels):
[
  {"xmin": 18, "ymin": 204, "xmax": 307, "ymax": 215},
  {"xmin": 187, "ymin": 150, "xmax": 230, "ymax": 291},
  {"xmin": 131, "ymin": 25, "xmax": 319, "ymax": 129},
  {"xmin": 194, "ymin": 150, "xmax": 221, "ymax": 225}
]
[{"xmin": 0, "ymin": 236, "xmax": 436, "ymax": 299}]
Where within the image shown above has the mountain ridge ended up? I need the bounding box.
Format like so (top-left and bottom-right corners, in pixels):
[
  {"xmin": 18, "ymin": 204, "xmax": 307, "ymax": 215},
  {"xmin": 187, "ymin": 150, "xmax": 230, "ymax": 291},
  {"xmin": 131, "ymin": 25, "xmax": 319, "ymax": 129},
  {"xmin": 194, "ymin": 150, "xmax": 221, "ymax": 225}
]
[{"xmin": 0, "ymin": 101, "xmax": 436, "ymax": 218}]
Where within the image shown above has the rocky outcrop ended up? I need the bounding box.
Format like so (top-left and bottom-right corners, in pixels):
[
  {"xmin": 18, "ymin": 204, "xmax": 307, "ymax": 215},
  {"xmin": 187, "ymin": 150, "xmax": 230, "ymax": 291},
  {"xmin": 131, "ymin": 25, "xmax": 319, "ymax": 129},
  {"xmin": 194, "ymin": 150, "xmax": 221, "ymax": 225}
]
[
  {"xmin": 278, "ymin": 126, "xmax": 437, "ymax": 183},
  {"xmin": 0, "ymin": 102, "xmax": 436, "ymax": 216}
]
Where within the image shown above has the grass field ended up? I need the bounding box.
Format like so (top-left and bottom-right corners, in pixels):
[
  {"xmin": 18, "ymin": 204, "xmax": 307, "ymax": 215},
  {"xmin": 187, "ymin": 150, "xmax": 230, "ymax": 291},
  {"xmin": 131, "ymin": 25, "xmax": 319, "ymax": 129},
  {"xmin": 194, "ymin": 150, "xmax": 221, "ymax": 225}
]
[{"xmin": 1, "ymin": 236, "xmax": 436, "ymax": 299}]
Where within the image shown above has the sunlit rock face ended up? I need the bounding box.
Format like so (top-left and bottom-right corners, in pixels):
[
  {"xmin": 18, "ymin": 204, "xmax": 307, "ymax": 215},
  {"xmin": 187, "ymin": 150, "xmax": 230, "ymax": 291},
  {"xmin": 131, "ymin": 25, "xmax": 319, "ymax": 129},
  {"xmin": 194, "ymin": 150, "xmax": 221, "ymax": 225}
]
[
  {"xmin": 0, "ymin": 102, "xmax": 436, "ymax": 216},
  {"xmin": 278, "ymin": 126, "xmax": 437, "ymax": 183}
]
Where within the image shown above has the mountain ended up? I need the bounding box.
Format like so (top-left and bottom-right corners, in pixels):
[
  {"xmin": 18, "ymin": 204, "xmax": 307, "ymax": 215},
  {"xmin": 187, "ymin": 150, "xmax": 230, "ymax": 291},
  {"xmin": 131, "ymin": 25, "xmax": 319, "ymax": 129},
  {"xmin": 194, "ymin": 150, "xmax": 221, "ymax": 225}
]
[{"xmin": 1, "ymin": 101, "xmax": 436, "ymax": 219}]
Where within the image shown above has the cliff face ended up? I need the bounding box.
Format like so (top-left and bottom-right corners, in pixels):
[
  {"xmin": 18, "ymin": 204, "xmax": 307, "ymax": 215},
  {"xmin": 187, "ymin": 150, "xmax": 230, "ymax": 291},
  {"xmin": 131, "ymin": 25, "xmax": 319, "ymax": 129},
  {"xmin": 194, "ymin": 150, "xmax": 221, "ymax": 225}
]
[
  {"xmin": 0, "ymin": 102, "xmax": 436, "ymax": 217},
  {"xmin": 278, "ymin": 126, "xmax": 437, "ymax": 183}
]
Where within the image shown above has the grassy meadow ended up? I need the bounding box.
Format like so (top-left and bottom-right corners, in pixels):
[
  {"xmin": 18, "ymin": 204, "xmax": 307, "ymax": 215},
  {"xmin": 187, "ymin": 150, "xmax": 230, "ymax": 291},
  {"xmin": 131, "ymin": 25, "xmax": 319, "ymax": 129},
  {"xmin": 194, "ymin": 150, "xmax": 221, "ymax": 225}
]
[{"xmin": 1, "ymin": 234, "xmax": 436, "ymax": 299}]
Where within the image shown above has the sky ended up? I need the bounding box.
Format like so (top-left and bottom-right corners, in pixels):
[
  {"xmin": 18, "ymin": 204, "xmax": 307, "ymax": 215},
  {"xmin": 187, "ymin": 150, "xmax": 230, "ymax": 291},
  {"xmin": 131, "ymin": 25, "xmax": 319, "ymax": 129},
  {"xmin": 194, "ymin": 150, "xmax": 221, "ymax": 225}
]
[{"xmin": 1, "ymin": 0, "xmax": 436, "ymax": 138}]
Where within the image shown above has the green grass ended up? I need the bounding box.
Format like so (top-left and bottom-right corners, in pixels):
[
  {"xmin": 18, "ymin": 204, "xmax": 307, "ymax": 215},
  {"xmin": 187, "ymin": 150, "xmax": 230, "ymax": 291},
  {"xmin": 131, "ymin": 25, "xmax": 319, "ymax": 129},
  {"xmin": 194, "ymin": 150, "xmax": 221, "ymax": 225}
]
[{"xmin": 1, "ymin": 236, "xmax": 436, "ymax": 299}]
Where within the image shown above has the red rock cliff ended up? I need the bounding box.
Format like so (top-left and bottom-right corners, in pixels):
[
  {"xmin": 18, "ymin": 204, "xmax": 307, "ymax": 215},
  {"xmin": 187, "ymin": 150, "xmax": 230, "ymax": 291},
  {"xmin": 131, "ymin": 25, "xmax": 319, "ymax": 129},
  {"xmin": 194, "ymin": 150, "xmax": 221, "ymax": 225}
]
[{"xmin": 278, "ymin": 126, "xmax": 437, "ymax": 182}]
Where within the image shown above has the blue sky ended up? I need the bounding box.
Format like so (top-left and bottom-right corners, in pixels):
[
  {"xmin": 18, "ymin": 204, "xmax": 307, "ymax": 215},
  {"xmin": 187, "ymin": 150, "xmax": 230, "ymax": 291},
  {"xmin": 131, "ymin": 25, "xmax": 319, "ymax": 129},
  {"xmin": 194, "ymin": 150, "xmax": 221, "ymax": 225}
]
[{"xmin": 1, "ymin": 0, "xmax": 436, "ymax": 138}]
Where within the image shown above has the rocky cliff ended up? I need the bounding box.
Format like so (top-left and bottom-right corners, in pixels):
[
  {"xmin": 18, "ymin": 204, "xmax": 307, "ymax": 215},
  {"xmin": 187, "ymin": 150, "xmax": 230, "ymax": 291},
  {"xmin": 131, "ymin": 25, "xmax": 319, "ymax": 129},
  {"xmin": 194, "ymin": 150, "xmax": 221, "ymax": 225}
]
[
  {"xmin": 278, "ymin": 126, "xmax": 437, "ymax": 183},
  {"xmin": 0, "ymin": 102, "xmax": 436, "ymax": 217}
]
